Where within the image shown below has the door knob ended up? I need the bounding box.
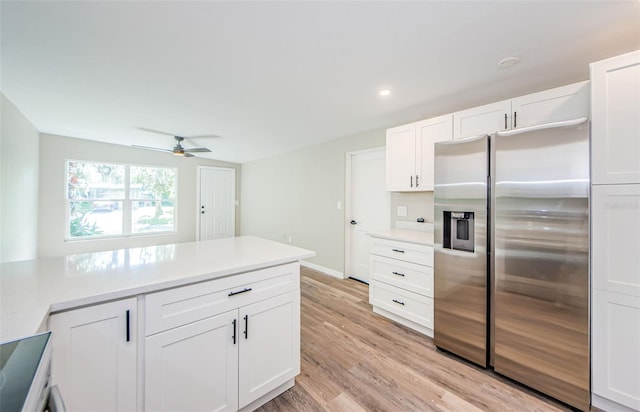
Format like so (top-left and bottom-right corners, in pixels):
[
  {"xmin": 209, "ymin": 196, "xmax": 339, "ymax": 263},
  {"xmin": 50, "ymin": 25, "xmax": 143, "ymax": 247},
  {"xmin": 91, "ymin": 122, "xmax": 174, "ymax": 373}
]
[{"xmin": 350, "ymin": 220, "xmax": 357, "ymax": 225}]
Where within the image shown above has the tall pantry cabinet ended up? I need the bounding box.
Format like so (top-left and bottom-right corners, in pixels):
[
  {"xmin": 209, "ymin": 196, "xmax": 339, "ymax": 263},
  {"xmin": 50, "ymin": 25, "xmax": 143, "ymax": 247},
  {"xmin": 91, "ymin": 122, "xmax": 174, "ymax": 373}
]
[{"xmin": 590, "ymin": 50, "xmax": 640, "ymax": 412}]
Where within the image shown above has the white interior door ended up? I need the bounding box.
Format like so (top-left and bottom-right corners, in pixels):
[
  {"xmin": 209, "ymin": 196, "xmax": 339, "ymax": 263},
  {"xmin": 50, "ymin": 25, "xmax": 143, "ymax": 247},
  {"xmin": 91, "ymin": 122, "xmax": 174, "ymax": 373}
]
[
  {"xmin": 199, "ymin": 167, "xmax": 236, "ymax": 240},
  {"xmin": 347, "ymin": 148, "xmax": 390, "ymax": 283}
]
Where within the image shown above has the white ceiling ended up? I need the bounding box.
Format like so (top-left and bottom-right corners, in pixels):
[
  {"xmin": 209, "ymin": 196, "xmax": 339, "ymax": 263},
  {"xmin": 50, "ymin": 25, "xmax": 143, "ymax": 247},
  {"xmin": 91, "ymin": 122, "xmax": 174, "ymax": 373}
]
[{"xmin": 1, "ymin": 1, "xmax": 639, "ymax": 164}]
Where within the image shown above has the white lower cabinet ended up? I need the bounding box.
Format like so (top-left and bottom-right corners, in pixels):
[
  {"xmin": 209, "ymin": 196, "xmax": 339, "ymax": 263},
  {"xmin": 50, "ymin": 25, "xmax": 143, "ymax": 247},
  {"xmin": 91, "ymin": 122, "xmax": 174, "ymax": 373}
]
[
  {"xmin": 144, "ymin": 262, "xmax": 301, "ymax": 412},
  {"xmin": 238, "ymin": 292, "xmax": 300, "ymax": 408},
  {"xmin": 592, "ymin": 289, "xmax": 640, "ymax": 411},
  {"xmin": 145, "ymin": 292, "xmax": 300, "ymax": 412},
  {"xmin": 48, "ymin": 298, "xmax": 137, "ymax": 412},
  {"xmin": 369, "ymin": 236, "xmax": 434, "ymax": 337},
  {"xmin": 48, "ymin": 263, "xmax": 301, "ymax": 412},
  {"xmin": 145, "ymin": 310, "xmax": 239, "ymax": 412}
]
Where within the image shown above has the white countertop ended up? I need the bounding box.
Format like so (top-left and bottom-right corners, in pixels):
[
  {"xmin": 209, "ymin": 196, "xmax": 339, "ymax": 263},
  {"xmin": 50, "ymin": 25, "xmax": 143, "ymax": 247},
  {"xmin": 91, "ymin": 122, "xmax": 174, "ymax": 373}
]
[
  {"xmin": 0, "ymin": 236, "xmax": 315, "ymax": 342},
  {"xmin": 368, "ymin": 229, "xmax": 434, "ymax": 246}
]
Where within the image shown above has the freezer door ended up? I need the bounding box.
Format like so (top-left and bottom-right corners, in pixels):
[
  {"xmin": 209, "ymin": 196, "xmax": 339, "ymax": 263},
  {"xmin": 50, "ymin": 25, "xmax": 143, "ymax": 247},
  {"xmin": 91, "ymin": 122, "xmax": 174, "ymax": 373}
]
[
  {"xmin": 493, "ymin": 120, "xmax": 590, "ymax": 411},
  {"xmin": 434, "ymin": 135, "xmax": 489, "ymax": 367}
]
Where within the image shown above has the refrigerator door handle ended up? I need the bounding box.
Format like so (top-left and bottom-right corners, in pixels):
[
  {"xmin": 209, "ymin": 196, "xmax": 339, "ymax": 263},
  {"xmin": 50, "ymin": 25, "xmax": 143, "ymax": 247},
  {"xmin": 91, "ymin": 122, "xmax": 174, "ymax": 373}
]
[{"xmin": 496, "ymin": 117, "xmax": 587, "ymax": 137}]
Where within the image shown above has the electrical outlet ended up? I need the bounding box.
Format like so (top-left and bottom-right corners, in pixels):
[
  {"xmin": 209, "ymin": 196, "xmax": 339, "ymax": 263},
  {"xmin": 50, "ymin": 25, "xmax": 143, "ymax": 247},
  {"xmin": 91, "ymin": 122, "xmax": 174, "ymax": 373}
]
[
  {"xmin": 287, "ymin": 235, "xmax": 292, "ymax": 244},
  {"xmin": 397, "ymin": 206, "xmax": 408, "ymax": 217}
]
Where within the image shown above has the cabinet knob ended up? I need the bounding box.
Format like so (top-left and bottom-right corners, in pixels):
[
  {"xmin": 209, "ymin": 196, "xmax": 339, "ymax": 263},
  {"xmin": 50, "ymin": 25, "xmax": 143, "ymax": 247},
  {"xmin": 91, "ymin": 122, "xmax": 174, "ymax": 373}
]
[{"xmin": 350, "ymin": 220, "xmax": 358, "ymax": 225}]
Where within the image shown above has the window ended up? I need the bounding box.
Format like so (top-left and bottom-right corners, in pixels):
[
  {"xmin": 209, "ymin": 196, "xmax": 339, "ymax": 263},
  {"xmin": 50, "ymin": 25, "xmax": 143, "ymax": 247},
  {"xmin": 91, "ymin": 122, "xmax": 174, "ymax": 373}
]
[{"xmin": 66, "ymin": 161, "xmax": 177, "ymax": 239}]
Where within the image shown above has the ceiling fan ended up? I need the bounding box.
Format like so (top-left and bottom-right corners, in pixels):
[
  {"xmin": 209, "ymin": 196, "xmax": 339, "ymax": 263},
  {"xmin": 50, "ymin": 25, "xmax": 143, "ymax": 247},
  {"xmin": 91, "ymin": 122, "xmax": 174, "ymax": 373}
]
[{"xmin": 133, "ymin": 128, "xmax": 219, "ymax": 157}]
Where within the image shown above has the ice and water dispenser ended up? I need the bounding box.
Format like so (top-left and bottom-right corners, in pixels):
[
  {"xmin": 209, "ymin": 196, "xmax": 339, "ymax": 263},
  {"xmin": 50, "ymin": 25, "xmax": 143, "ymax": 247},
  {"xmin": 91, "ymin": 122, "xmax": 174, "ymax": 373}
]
[{"xmin": 443, "ymin": 211, "xmax": 475, "ymax": 252}]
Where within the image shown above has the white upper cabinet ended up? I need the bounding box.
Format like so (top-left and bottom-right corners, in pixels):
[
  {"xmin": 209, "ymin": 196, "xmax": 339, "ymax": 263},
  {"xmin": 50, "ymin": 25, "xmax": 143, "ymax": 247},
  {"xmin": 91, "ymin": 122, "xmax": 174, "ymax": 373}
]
[
  {"xmin": 591, "ymin": 50, "xmax": 640, "ymax": 185},
  {"xmin": 453, "ymin": 81, "xmax": 590, "ymax": 140},
  {"xmin": 386, "ymin": 115, "xmax": 453, "ymax": 191},
  {"xmin": 453, "ymin": 100, "xmax": 511, "ymax": 140},
  {"xmin": 416, "ymin": 114, "xmax": 454, "ymax": 191},
  {"xmin": 386, "ymin": 123, "xmax": 417, "ymax": 191}
]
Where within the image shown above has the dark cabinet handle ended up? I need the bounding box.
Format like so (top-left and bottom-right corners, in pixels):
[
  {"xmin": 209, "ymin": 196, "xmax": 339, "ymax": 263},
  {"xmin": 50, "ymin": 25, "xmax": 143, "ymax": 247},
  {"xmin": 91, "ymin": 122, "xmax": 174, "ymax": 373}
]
[
  {"xmin": 392, "ymin": 299, "xmax": 405, "ymax": 306},
  {"xmin": 504, "ymin": 113, "xmax": 508, "ymax": 129},
  {"xmin": 126, "ymin": 310, "xmax": 131, "ymax": 342},
  {"xmin": 392, "ymin": 249, "xmax": 405, "ymax": 253},
  {"xmin": 415, "ymin": 175, "xmax": 419, "ymax": 187},
  {"xmin": 228, "ymin": 287, "xmax": 253, "ymax": 297},
  {"xmin": 232, "ymin": 319, "xmax": 237, "ymax": 344},
  {"xmin": 410, "ymin": 175, "xmax": 413, "ymax": 187},
  {"xmin": 514, "ymin": 111, "xmax": 517, "ymax": 128},
  {"xmin": 244, "ymin": 315, "xmax": 249, "ymax": 339},
  {"xmin": 392, "ymin": 271, "xmax": 405, "ymax": 277}
]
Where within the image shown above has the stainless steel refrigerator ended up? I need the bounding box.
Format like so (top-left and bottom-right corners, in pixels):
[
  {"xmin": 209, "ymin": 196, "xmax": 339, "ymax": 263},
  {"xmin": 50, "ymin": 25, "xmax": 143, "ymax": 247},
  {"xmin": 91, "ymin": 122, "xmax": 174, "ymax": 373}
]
[{"xmin": 433, "ymin": 119, "xmax": 590, "ymax": 411}]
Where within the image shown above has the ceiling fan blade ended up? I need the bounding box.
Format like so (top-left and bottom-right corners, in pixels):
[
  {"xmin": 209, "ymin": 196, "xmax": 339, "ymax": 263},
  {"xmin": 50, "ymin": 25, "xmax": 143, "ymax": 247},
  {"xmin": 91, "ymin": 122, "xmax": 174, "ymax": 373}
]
[
  {"xmin": 184, "ymin": 147, "xmax": 211, "ymax": 153},
  {"xmin": 183, "ymin": 152, "xmax": 195, "ymax": 158},
  {"xmin": 136, "ymin": 127, "xmax": 177, "ymax": 137},
  {"xmin": 132, "ymin": 145, "xmax": 172, "ymax": 152},
  {"xmin": 186, "ymin": 134, "xmax": 221, "ymax": 139},
  {"xmin": 137, "ymin": 127, "xmax": 221, "ymax": 140}
]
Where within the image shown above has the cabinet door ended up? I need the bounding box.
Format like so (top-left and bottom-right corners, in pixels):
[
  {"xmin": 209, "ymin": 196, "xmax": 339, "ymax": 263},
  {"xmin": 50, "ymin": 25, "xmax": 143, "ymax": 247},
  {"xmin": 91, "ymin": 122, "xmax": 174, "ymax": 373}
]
[
  {"xmin": 238, "ymin": 291, "xmax": 300, "ymax": 408},
  {"xmin": 592, "ymin": 289, "xmax": 640, "ymax": 411},
  {"xmin": 453, "ymin": 100, "xmax": 511, "ymax": 139},
  {"xmin": 511, "ymin": 81, "xmax": 589, "ymax": 129},
  {"xmin": 49, "ymin": 298, "xmax": 137, "ymax": 412},
  {"xmin": 592, "ymin": 184, "xmax": 640, "ymax": 297},
  {"xmin": 386, "ymin": 123, "xmax": 417, "ymax": 191},
  {"xmin": 591, "ymin": 50, "xmax": 640, "ymax": 185},
  {"xmin": 415, "ymin": 114, "xmax": 453, "ymax": 191},
  {"xmin": 145, "ymin": 310, "xmax": 238, "ymax": 412}
]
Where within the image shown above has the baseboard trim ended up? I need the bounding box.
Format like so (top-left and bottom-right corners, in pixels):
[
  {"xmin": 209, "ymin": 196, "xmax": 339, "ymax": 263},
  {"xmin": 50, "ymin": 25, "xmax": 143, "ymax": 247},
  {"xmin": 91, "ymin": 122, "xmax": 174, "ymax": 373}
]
[
  {"xmin": 592, "ymin": 393, "xmax": 639, "ymax": 412},
  {"xmin": 300, "ymin": 261, "xmax": 345, "ymax": 279}
]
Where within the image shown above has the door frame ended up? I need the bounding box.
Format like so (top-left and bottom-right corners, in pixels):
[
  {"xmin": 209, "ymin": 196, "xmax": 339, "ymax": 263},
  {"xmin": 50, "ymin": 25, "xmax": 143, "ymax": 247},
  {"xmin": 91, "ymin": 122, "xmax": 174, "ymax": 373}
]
[
  {"xmin": 196, "ymin": 166, "xmax": 237, "ymax": 241},
  {"xmin": 344, "ymin": 146, "xmax": 387, "ymax": 280}
]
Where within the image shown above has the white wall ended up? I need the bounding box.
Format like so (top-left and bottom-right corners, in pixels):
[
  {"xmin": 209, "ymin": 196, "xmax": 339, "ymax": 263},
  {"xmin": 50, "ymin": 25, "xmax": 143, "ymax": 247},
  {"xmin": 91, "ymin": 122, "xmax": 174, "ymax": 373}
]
[
  {"xmin": 38, "ymin": 134, "xmax": 241, "ymax": 257},
  {"xmin": 0, "ymin": 94, "xmax": 40, "ymax": 262},
  {"xmin": 391, "ymin": 192, "xmax": 434, "ymax": 227},
  {"xmin": 240, "ymin": 128, "xmax": 385, "ymax": 274}
]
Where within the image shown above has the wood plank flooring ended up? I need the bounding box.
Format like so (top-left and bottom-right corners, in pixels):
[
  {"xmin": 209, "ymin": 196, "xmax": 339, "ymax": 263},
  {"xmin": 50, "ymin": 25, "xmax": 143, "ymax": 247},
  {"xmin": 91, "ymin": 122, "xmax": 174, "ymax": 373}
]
[{"xmin": 256, "ymin": 267, "xmax": 582, "ymax": 412}]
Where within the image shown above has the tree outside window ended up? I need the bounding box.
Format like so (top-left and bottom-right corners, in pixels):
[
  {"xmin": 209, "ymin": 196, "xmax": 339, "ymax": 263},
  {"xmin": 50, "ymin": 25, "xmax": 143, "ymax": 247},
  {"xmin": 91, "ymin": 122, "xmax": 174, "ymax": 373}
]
[{"xmin": 66, "ymin": 161, "xmax": 176, "ymax": 239}]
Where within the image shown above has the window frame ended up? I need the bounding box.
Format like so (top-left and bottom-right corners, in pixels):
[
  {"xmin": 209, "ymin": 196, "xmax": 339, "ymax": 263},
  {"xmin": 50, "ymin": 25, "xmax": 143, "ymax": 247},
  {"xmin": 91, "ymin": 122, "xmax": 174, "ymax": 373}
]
[{"xmin": 65, "ymin": 160, "xmax": 178, "ymax": 241}]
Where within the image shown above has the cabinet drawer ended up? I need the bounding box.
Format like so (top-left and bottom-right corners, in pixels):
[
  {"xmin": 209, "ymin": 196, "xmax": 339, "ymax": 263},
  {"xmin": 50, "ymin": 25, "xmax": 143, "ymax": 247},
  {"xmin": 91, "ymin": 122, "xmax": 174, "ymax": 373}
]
[
  {"xmin": 369, "ymin": 281, "xmax": 433, "ymax": 329},
  {"xmin": 370, "ymin": 255, "xmax": 433, "ymax": 298},
  {"xmin": 371, "ymin": 238, "xmax": 433, "ymax": 266},
  {"xmin": 146, "ymin": 262, "xmax": 299, "ymax": 336}
]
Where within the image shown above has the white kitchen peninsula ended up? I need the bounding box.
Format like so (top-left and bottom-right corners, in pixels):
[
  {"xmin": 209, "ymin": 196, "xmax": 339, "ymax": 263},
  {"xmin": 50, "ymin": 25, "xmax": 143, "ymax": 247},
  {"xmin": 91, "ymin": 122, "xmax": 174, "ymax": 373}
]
[{"xmin": 0, "ymin": 236, "xmax": 315, "ymax": 412}]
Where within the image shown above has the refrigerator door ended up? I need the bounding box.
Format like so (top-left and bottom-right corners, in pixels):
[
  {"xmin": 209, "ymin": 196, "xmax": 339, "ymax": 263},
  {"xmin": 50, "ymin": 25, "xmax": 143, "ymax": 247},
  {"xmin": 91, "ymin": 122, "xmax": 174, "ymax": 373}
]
[
  {"xmin": 434, "ymin": 134, "xmax": 488, "ymax": 367},
  {"xmin": 493, "ymin": 119, "xmax": 589, "ymax": 411}
]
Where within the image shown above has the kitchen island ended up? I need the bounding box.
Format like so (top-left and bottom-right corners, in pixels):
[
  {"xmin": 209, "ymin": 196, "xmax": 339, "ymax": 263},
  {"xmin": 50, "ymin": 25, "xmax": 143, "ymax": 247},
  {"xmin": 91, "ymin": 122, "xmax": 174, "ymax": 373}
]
[{"xmin": 0, "ymin": 236, "xmax": 315, "ymax": 411}]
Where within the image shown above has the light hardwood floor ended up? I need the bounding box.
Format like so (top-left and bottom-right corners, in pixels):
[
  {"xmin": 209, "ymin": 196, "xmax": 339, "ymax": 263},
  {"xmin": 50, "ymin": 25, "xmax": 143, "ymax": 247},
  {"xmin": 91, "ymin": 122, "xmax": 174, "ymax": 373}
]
[{"xmin": 256, "ymin": 267, "xmax": 581, "ymax": 412}]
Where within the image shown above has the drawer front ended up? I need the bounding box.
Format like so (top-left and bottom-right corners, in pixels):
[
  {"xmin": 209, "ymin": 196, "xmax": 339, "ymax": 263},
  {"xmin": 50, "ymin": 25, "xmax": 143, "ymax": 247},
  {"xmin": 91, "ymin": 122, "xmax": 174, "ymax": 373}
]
[
  {"xmin": 371, "ymin": 238, "xmax": 433, "ymax": 266},
  {"xmin": 145, "ymin": 262, "xmax": 299, "ymax": 336},
  {"xmin": 369, "ymin": 281, "xmax": 433, "ymax": 329},
  {"xmin": 370, "ymin": 255, "xmax": 433, "ymax": 298}
]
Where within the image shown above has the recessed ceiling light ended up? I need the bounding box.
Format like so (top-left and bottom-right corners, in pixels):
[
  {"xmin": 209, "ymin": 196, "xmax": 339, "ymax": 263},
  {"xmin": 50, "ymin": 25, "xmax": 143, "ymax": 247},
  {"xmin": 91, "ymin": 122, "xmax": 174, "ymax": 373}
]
[
  {"xmin": 497, "ymin": 56, "xmax": 520, "ymax": 69},
  {"xmin": 379, "ymin": 89, "xmax": 391, "ymax": 96}
]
